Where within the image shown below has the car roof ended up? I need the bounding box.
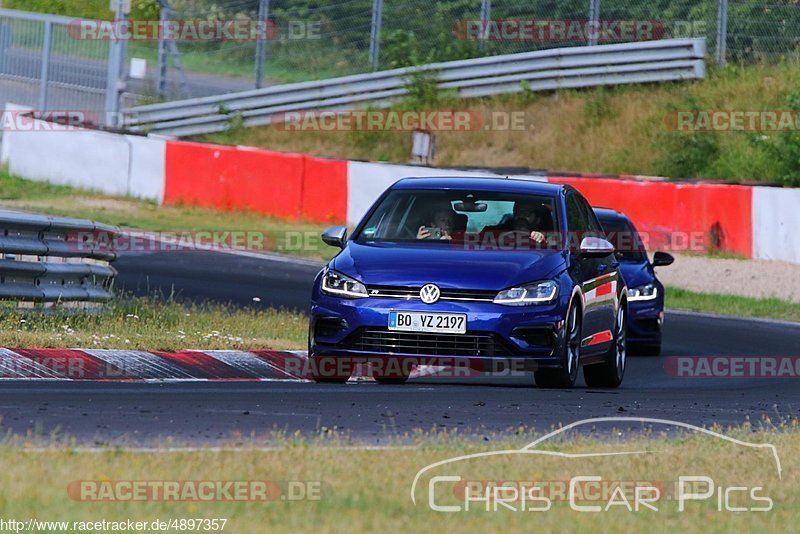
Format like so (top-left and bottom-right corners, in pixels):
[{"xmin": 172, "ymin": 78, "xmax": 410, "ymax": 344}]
[
  {"xmin": 392, "ymin": 176, "xmax": 567, "ymax": 196},
  {"xmin": 593, "ymin": 207, "xmax": 629, "ymax": 221}
]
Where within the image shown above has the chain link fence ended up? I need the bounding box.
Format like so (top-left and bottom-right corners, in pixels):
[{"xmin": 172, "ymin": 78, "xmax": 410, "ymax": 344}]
[
  {"xmin": 2, "ymin": 1, "xmax": 800, "ymax": 120},
  {"xmin": 146, "ymin": 0, "xmax": 800, "ymax": 91},
  {"xmin": 0, "ymin": 9, "xmax": 111, "ymax": 121}
]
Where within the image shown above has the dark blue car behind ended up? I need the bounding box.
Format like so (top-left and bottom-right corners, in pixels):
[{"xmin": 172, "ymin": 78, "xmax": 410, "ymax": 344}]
[
  {"xmin": 309, "ymin": 177, "xmax": 629, "ymax": 389},
  {"xmin": 593, "ymin": 208, "xmax": 674, "ymax": 356}
]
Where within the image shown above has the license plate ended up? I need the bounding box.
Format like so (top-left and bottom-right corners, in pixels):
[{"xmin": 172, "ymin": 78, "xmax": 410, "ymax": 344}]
[{"xmin": 388, "ymin": 311, "xmax": 467, "ymax": 334}]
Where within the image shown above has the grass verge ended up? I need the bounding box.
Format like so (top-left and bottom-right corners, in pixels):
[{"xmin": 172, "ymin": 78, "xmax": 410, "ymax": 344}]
[
  {"xmin": 199, "ymin": 62, "xmax": 800, "ymax": 186},
  {"xmin": 0, "ymin": 297, "xmax": 308, "ymax": 351},
  {"xmin": 666, "ymin": 287, "xmax": 800, "ymax": 323},
  {"xmin": 1, "ymin": 427, "xmax": 797, "ymax": 532},
  {"xmin": 0, "ymin": 170, "xmax": 332, "ymax": 261}
]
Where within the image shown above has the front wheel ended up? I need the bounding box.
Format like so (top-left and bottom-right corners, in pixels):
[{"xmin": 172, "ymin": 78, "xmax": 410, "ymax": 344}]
[
  {"xmin": 309, "ymin": 355, "xmax": 353, "ymax": 384},
  {"xmin": 584, "ymin": 303, "xmax": 627, "ymax": 388},
  {"xmin": 372, "ymin": 372, "xmax": 410, "ymax": 384},
  {"xmin": 535, "ymin": 302, "xmax": 581, "ymax": 389}
]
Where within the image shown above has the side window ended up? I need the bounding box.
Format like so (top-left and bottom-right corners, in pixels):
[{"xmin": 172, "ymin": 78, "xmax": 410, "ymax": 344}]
[
  {"xmin": 565, "ymin": 194, "xmax": 587, "ymax": 250},
  {"xmin": 565, "ymin": 194, "xmax": 587, "ymax": 233},
  {"xmin": 578, "ymin": 196, "xmax": 603, "ymax": 236}
]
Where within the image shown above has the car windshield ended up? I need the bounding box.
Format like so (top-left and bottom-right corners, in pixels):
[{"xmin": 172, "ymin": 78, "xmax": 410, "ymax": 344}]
[
  {"xmin": 355, "ymin": 189, "xmax": 561, "ymax": 250},
  {"xmin": 597, "ymin": 216, "xmax": 647, "ymax": 262}
]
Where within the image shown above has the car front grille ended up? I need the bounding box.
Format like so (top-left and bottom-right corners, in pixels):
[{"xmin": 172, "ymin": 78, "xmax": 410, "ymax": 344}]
[
  {"xmin": 346, "ymin": 328, "xmax": 513, "ymax": 357},
  {"xmin": 366, "ymin": 285, "xmax": 497, "ymax": 302}
]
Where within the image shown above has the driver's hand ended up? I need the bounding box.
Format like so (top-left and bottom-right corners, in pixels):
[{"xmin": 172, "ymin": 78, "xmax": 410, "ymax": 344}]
[
  {"xmin": 440, "ymin": 231, "xmax": 452, "ymax": 241},
  {"xmin": 417, "ymin": 226, "xmax": 430, "ymax": 239},
  {"xmin": 530, "ymin": 231, "xmax": 545, "ymax": 244}
]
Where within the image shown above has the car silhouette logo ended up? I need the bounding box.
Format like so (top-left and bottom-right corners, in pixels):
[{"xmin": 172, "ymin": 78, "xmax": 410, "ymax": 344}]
[{"xmin": 420, "ymin": 284, "xmax": 441, "ymax": 304}]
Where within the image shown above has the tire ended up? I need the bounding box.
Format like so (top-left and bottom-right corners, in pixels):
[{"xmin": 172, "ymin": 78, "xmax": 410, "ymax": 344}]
[
  {"xmin": 584, "ymin": 302, "xmax": 627, "ymax": 388},
  {"xmin": 308, "ymin": 322, "xmax": 352, "ymax": 383},
  {"xmin": 309, "ymin": 356, "xmax": 353, "ymax": 383},
  {"xmin": 372, "ymin": 373, "xmax": 410, "ymax": 384},
  {"xmin": 535, "ymin": 301, "xmax": 581, "ymax": 389},
  {"xmin": 633, "ymin": 343, "xmax": 661, "ymax": 357},
  {"xmin": 371, "ymin": 361, "xmax": 412, "ymax": 384}
]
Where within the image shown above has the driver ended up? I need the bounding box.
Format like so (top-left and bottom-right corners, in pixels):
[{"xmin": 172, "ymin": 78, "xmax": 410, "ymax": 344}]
[{"xmin": 484, "ymin": 200, "xmax": 547, "ymax": 244}]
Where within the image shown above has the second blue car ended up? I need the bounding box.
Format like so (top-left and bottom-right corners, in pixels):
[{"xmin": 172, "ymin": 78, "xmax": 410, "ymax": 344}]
[{"xmin": 593, "ymin": 208, "xmax": 674, "ymax": 356}]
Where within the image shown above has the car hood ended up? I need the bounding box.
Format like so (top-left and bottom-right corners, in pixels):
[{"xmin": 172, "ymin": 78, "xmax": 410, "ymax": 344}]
[
  {"xmin": 618, "ymin": 260, "xmax": 654, "ymax": 289},
  {"xmin": 332, "ymin": 241, "xmax": 567, "ymax": 290}
]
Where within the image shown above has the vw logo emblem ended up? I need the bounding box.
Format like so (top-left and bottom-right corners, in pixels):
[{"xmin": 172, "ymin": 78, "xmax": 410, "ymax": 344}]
[{"xmin": 419, "ymin": 284, "xmax": 441, "ymax": 304}]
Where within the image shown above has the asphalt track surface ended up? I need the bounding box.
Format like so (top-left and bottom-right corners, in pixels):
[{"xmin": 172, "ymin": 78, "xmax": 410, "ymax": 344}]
[{"xmin": 0, "ymin": 248, "xmax": 798, "ymax": 444}]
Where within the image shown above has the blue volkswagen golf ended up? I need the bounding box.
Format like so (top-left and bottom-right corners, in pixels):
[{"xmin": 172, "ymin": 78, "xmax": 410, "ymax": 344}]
[
  {"xmin": 309, "ymin": 177, "xmax": 628, "ymax": 388},
  {"xmin": 593, "ymin": 208, "xmax": 674, "ymax": 356}
]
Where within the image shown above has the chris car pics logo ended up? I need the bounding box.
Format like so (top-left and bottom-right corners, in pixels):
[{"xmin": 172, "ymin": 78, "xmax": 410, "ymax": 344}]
[{"xmin": 410, "ymin": 417, "xmax": 780, "ymax": 513}]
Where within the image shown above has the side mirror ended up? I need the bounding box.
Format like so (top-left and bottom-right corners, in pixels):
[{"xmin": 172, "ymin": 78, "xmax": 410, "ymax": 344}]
[
  {"xmin": 652, "ymin": 251, "xmax": 674, "ymax": 267},
  {"xmin": 579, "ymin": 236, "xmax": 615, "ymax": 257},
  {"xmin": 321, "ymin": 226, "xmax": 348, "ymax": 249}
]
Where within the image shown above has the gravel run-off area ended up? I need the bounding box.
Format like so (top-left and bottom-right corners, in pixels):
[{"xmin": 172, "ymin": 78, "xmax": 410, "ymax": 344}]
[{"xmin": 655, "ymin": 253, "xmax": 800, "ymax": 303}]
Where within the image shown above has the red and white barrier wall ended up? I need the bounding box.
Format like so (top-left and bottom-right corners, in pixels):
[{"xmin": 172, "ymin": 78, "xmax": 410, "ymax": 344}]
[{"xmin": 2, "ymin": 105, "xmax": 798, "ymax": 264}]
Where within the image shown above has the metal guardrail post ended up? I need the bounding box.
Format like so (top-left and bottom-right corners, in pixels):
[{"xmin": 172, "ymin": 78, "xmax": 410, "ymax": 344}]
[
  {"xmin": 588, "ymin": 0, "xmax": 600, "ymax": 46},
  {"xmin": 255, "ymin": 0, "xmax": 270, "ymax": 89},
  {"xmin": 122, "ymin": 38, "xmax": 708, "ymax": 137},
  {"xmin": 38, "ymin": 20, "xmax": 52, "ymax": 111},
  {"xmin": 369, "ymin": 0, "xmax": 383, "ymax": 71},
  {"xmin": 716, "ymin": 0, "xmax": 728, "ymax": 66},
  {"xmin": 0, "ymin": 210, "xmax": 120, "ymax": 306}
]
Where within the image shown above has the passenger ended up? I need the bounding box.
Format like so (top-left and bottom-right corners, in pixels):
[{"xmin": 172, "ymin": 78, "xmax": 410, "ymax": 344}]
[{"xmin": 416, "ymin": 208, "xmax": 456, "ymax": 240}]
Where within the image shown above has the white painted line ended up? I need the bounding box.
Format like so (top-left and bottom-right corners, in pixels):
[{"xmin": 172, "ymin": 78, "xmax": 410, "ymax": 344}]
[{"xmin": 668, "ymin": 309, "xmax": 800, "ymax": 329}]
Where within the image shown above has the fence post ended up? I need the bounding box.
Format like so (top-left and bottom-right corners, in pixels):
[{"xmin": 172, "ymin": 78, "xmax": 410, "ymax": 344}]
[
  {"xmin": 0, "ymin": 23, "xmax": 11, "ymax": 75},
  {"xmin": 255, "ymin": 0, "xmax": 269, "ymax": 89},
  {"xmin": 157, "ymin": 0, "xmax": 171, "ymax": 96},
  {"xmin": 716, "ymin": 0, "xmax": 728, "ymax": 65},
  {"xmin": 38, "ymin": 20, "xmax": 52, "ymax": 111},
  {"xmin": 479, "ymin": 0, "xmax": 491, "ymax": 51},
  {"xmin": 588, "ymin": 0, "xmax": 600, "ymax": 46},
  {"xmin": 369, "ymin": 0, "xmax": 383, "ymax": 70},
  {"xmin": 105, "ymin": 1, "xmax": 129, "ymax": 127}
]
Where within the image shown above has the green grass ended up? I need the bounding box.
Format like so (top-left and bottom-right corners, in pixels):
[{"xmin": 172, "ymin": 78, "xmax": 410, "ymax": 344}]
[
  {"xmin": 0, "ymin": 427, "xmax": 797, "ymax": 532},
  {"xmin": 667, "ymin": 287, "xmax": 800, "ymax": 323},
  {"xmin": 0, "ymin": 297, "xmax": 308, "ymax": 351},
  {"xmin": 0, "ymin": 170, "xmax": 334, "ymax": 261}
]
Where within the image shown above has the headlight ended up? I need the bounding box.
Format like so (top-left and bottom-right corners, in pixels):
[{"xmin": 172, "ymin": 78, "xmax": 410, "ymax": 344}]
[
  {"xmin": 494, "ymin": 280, "xmax": 558, "ymax": 306},
  {"xmin": 627, "ymin": 283, "xmax": 657, "ymax": 301},
  {"xmin": 321, "ymin": 268, "xmax": 368, "ymax": 299}
]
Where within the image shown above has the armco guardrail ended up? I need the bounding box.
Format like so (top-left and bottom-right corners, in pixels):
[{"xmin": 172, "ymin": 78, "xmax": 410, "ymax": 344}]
[
  {"xmin": 123, "ymin": 38, "xmax": 706, "ymax": 137},
  {"xmin": 0, "ymin": 211, "xmax": 118, "ymax": 305}
]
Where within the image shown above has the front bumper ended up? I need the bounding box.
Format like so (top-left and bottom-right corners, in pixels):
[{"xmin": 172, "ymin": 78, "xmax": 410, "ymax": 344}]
[
  {"xmin": 627, "ymin": 300, "xmax": 663, "ymax": 345},
  {"xmin": 310, "ymin": 294, "xmax": 567, "ymax": 372}
]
